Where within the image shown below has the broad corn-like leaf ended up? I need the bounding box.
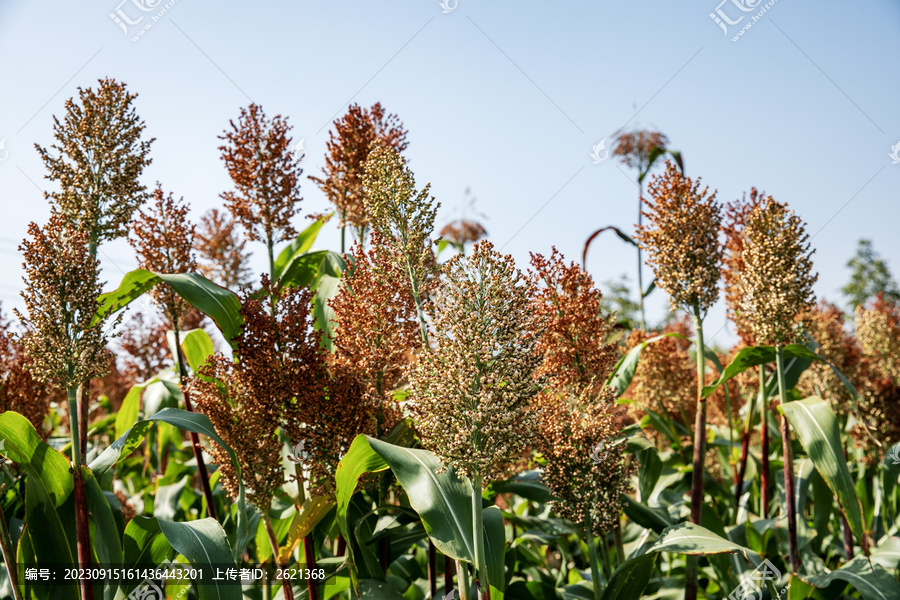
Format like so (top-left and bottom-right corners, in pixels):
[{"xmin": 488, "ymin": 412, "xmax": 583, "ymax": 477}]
[
  {"xmin": 158, "ymin": 518, "xmax": 241, "ymax": 600},
  {"xmin": 779, "ymin": 397, "xmax": 867, "ymax": 545},
  {"xmin": 96, "ymin": 270, "xmax": 242, "ymax": 343}
]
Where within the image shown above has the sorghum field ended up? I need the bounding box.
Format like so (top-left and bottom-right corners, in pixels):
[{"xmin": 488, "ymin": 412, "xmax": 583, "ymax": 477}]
[{"xmin": 1, "ymin": 76, "xmax": 899, "ymax": 600}]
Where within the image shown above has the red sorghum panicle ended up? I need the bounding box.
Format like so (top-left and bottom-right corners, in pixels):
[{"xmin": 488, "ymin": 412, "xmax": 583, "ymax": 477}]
[{"xmin": 16, "ymin": 215, "xmax": 112, "ymax": 389}]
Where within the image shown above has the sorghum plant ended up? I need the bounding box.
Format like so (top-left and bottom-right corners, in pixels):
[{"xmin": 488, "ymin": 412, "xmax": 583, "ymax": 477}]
[
  {"xmin": 410, "ymin": 241, "xmax": 542, "ymax": 596},
  {"xmin": 194, "ymin": 207, "xmax": 253, "ymax": 290},
  {"xmin": 741, "ymin": 195, "xmax": 818, "ymax": 570},
  {"xmin": 529, "ymin": 249, "xmax": 631, "ymax": 600},
  {"xmin": 635, "ymin": 161, "xmax": 722, "ymax": 600},
  {"xmin": 311, "ymin": 103, "xmax": 408, "ymax": 250},
  {"xmin": 16, "ymin": 215, "xmax": 114, "ymax": 600}
]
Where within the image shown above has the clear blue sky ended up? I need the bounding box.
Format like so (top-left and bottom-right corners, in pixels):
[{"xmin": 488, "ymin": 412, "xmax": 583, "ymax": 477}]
[{"xmin": 1, "ymin": 0, "xmax": 898, "ymax": 348}]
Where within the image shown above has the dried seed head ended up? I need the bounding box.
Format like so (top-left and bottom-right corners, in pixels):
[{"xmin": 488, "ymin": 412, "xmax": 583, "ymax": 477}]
[
  {"xmin": 219, "ymin": 104, "xmax": 304, "ymax": 245},
  {"xmin": 722, "ymin": 188, "xmax": 765, "ymax": 345},
  {"xmin": 410, "ymin": 241, "xmax": 543, "ymax": 480},
  {"xmin": 362, "ymin": 141, "xmax": 439, "ymax": 288},
  {"xmin": 311, "ymin": 103, "xmax": 408, "ymax": 236},
  {"xmin": 528, "ymin": 248, "xmax": 618, "ymax": 397},
  {"xmin": 194, "ymin": 208, "xmax": 253, "ymax": 290},
  {"xmin": 330, "ymin": 237, "xmax": 422, "ymax": 398},
  {"xmin": 15, "ymin": 215, "xmax": 112, "ymax": 389},
  {"xmin": 128, "ymin": 184, "xmax": 197, "ymax": 328},
  {"xmin": 0, "ymin": 305, "xmax": 53, "ymax": 437},
  {"xmin": 36, "ymin": 78, "xmax": 154, "ymax": 246},
  {"xmin": 636, "ymin": 162, "xmax": 723, "ymax": 313},
  {"xmin": 741, "ymin": 196, "xmax": 818, "ymax": 346},
  {"xmin": 797, "ymin": 302, "xmax": 860, "ymax": 415}
]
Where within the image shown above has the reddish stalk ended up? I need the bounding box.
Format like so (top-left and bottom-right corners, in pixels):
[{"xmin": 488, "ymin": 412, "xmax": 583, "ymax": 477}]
[{"xmin": 304, "ymin": 535, "xmax": 320, "ymax": 600}]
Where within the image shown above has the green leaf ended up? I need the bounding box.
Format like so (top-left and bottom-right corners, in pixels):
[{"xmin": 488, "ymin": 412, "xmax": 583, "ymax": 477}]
[
  {"xmin": 779, "ymin": 397, "xmax": 866, "ymax": 544},
  {"xmin": 115, "ymin": 385, "xmax": 143, "ymax": 440},
  {"xmin": 0, "ymin": 412, "xmax": 75, "ymax": 578},
  {"xmin": 313, "ymin": 274, "xmax": 342, "ymax": 352},
  {"xmin": 334, "ymin": 436, "xmax": 390, "ymax": 593},
  {"xmin": 158, "ymin": 518, "xmax": 241, "ymax": 600},
  {"xmin": 180, "ymin": 328, "xmax": 216, "ymax": 373},
  {"xmin": 599, "ymin": 553, "xmax": 655, "ymax": 600},
  {"xmin": 605, "ymin": 333, "xmax": 687, "ymax": 396},
  {"xmin": 96, "ymin": 270, "xmax": 243, "ymax": 343},
  {"xmin": 484, "ymin": 506, "xmax": 507, "ymax": 598},
  {"xmin": 702, "ymin": 344, "xmax": 818, "ymax": 398},
  {"xmin": 273, "ymin": 214, "xmax": 332, "ymax": 280},
  {"xmin": 89, "ymin": 408, "xmax": 249, "ymax": 562},
  {"xmin": 582, "ymin": 226, "xmax": 637, "ymax": 268},
  {"xmin": 83, "ymin": 467, "xmax": 123, "ymax": 600},
  {"xmin": 791, "ymin": 555, "xmax": 900, "ymax": 600}
]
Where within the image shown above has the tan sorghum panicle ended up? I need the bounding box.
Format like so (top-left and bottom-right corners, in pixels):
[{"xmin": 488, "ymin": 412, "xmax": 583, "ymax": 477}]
[
  {"xmin": 797, "ymin": 302, "xmax": 860, "ymax": 414},
  {"xmin": 612, "ymin": 129, "xmax": 669, "ymax": 171},
  {"xmin": 722, "ymin": 189, "xmax": 765, "ymax": 345},
  {"xmin": 194, "ymin": 208, "xmax": 253, "ymax": 290},
  {"xmin": 362, "ymin": 141, "xmax": 439, "ymax": 290},
  {"xmin": 330, "ymin": 236, "xmax": 422, "ymax": 398},
  {"xmin": 310, "ymin": 103, "xmax": 408, "ymax": 236},
  {"xmin": 856, "ymin": 294, "xmax": 900, "ymax": 382},
  {"xmin": 741, "ymin": 197, "xmax": 817, "ymax": 346},
  {"xmin": 623, "ymin": 317, "xmax": 696, "ymax": 428},
  {"xmin": 529, "ymin": 248, "xmax": 618, "ymax": 397},
  {"xmin": 636, "ymin": 162, "xmax": 723, "ymax": 314},
  {"xmin": 0, "ymin": 305, "xmax": 53, "ymax": 437},
  {"xmin": 35, "ymin": 78, "xmax": 153, "ymax": 247},
  {"xmin": 410, "ymin": 241, "xmax": 543, "ymax": 480},
  {"xmin": 535, "ymin": 394, "xmax": 633, "ymax": 535},
  {"xmin": 128, "ymin": 184, "xmax": 198, "ymax": 328},
  {"xmin": 219, "ymin": 104, "xmax": 304, "ymax": 246},
  {"xmin": 15, "ymin": 215, "xmax": 111, "ymax": 389}
]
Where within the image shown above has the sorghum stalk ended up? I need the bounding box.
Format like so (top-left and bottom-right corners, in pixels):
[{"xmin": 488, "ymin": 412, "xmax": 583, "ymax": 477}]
[
  {"xmin": 584, "ymin": 510, "xmax": 602, "ymax": 600},
  {"xmin": 456, "ymin": 561, "xmax": 471, "ymax": 600},
  {"xmin": 685, "ymin": 306, "xmax": 707, "ymax": 600},
  {"xmin": 263, "ymin": 513, "xmax": 295, "ymax": 600},
  {"xmin": 68, "ymin": 380, "xmax": 93, "ymax": 600},
  {"xmin": 471, "ymin": 476, "xmax": 489, "ymax": 596},
  {"xmin": 775, "ymin": 347, "xmax": 800, "ymax": 571},
  {"xmin": 0, "ymin": 489, "xmax": 23, "ymax": 600},
  {"xmin": 734, "ymin": 368, "xmax": 762, "ymax": 512}
]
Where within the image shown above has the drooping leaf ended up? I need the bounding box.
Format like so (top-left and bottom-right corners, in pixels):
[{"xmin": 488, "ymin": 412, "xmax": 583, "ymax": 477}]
[
  {"xmin": 157, "ymin": 518, "xmax": 241, "ymax": 600},
  {"xmin": 96, "ymin": 270, "xmax": 242, "ymax": 343},
  {"xmin": 273, "ymin": 214, "xmax": 332, "ymax": 280},
  {"xmin": 790, "ymin": 555, "xmax": 900, "ymax": 600},
  {"xmin": 779, "ymin": 397, "xmax": 866, "ymax": 545},
  {"xmin": 180, "ymin": 328, "xmax": 216, "ymax": 374},
  {"xmin": 89, "ymin": 408, "xmax": 249, "ymax": 562}
]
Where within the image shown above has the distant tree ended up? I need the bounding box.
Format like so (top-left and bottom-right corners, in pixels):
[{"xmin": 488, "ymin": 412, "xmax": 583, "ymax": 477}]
[{"xmin": 842, "ymin": 239, "xmax": 899, "ymax": 309}]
